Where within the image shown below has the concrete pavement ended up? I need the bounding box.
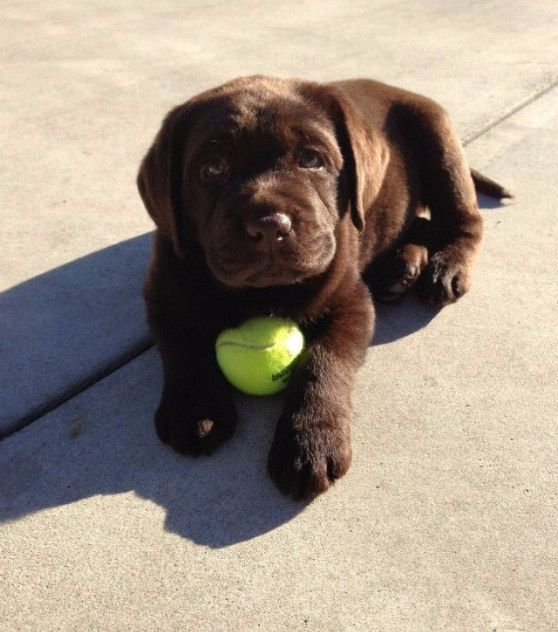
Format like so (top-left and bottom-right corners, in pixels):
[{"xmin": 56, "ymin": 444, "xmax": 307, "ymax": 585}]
[{"xmin": 1, "ymin": 2, "xmax": 557, "ymax": 630}]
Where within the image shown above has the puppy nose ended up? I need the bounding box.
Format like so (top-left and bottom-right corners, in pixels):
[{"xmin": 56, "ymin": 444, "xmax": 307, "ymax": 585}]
[{"xmin": 246, "ymin": 213, "xmax": 292, "ymax": 241}]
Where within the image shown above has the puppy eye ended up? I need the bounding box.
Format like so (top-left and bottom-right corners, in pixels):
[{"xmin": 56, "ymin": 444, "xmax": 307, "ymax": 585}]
[
  {"xmin": 200, "ymin": 156, "xmax": 228, "ymax": 181},
  {"xmin": 298, "ymin": 149, "xmax": 324, "ymax": 169}
]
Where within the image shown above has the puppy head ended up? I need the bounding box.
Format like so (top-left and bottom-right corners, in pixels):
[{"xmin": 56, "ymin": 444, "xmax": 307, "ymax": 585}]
[{"xmin": 137, "ymin": 76, "xmax": 384, "ymax": 288}]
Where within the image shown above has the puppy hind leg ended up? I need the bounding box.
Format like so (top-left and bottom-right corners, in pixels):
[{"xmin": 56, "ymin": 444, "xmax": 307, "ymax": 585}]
[
  {"xmin": 366, "ymin": 216, "xmax": 431, "ymax": 302},
  {"xmin": 403, "ymin": 104, "xmax": 483, "ymax": 306}
]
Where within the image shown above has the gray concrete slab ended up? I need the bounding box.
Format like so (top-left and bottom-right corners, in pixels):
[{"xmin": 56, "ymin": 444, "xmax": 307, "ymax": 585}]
[
  {"xmin": 2, "ymin": 0, "xmax": 558, "ymax": 434},
  {"xmin": 1, "ymin": 87, "xmax": 557, "ymax": 631},
  {"xmin": 0, "ymin": 234, "xmax": 151, "ymax": 436}
]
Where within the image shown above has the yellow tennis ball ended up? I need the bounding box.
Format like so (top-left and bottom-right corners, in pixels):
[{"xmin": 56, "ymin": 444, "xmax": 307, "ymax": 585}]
[{"xmin": 215, "ymin": 317, "xmax": 305, "ymax": 396}]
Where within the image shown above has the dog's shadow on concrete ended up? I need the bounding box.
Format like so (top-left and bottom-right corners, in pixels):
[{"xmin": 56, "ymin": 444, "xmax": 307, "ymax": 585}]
[
  {"xmin": 0, "ymin": 292, "xmax": 435, "ymax": 548},
  {"xmin": 0, "ymin": 361, "xmax": 300, "ymax": 548},
  {"xmin": 372, "ymin": 295, "xmax": 439, "ymax": 345},
  {"xmin": 0, "ymin": 194, "xmax": 501, "ymax": 547}
]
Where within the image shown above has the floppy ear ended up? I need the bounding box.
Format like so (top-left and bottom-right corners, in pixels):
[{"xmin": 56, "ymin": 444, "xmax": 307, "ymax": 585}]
[
  {"xmin": 137, "ymin": 105, "xmax": 189, "ymax": 258},
  {"xmin": 325, "ymin": 86, "xmax": 389, "ymax": 231}
]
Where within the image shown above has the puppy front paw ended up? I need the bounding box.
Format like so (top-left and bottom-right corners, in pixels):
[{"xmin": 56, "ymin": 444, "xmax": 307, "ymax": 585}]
[
  {"xmin": 268, "ymin": 414, "xmax": 352, "ymax": 500},
  {"xmin": 155, "ymin": 397, "xmax": 237, "ymax": 456}
]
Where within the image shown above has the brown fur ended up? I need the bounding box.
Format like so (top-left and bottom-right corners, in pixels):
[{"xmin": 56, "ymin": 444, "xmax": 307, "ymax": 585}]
[{"xmin": 137, "ymin": 75, "xmax": 505, "ymax": 500}]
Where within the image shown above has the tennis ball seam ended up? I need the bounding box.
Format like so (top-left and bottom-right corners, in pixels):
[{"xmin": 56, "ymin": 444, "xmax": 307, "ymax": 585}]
[{"xmin": 216, "ymin": 341, "xmax": 275, "ymax": 351}]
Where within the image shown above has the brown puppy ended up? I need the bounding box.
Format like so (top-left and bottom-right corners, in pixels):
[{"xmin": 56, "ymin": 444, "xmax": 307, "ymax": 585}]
[{"xmin": 137, "ymin": 75, "xmax": 509, "ymax": 500}]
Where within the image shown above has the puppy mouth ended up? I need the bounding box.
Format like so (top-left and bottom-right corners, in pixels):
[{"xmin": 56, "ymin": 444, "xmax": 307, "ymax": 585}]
[
  {"xmin": 208, "ymin": 235, "xmax": 336, "ymax": 288},
  {"xmin": 245, "ymin": 254, "xmax": 324, "ymax": 287}
]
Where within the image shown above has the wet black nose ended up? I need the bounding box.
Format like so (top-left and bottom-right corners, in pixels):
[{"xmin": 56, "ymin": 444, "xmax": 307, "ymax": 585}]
[{"xmin": 246, "ymin": 213, "xmax": 292, "ymax": 242}]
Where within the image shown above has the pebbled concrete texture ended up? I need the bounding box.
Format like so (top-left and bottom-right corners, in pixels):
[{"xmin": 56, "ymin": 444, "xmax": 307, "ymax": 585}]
[
  {"xmin": 2, "ymin": 0, "xmax": 558, "ymax": 433},
  {"xmin": 2, "ymin": 82, "xmax": 558, "ymax": 630}
]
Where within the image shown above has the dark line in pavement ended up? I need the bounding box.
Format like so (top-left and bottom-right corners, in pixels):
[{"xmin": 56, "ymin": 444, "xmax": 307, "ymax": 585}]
[
  {"xmin": 462, "ymin": 75, "xmax": 558, "ymax": 146},
  {"xmin": 1, "ymin": 337, "xmax": 154, "ymax": 440}
]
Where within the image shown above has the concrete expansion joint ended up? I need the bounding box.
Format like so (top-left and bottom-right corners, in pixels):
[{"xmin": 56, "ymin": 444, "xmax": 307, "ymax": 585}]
[{"xmin": 462, "ymin": 74, "xmax": 558, "ymax": 146}]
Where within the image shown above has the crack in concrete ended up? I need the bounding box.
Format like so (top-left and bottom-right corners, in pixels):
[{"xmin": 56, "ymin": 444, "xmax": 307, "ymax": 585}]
[
  {"xmin": 462, "ymin": 74, "xmax": 558, "ymax": 146},
  {"xmin": 1, "ymin": 337, "xmax": 153, "ymax": 440}
]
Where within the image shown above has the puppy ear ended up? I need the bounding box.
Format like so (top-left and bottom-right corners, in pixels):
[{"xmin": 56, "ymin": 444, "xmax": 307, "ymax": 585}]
[
  {"xmin": 137, "ymin": 105, "xmax": 189, "ymax": 257},
  {"xmin": 324, "ymin": 86, "xmax": 389, "ymax": 231}
]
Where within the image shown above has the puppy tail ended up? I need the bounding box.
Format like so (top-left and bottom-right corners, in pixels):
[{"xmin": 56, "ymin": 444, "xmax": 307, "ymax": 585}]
[{"xmin": 470, "ymin": 168, "xmax": 513, "ymax": 199}]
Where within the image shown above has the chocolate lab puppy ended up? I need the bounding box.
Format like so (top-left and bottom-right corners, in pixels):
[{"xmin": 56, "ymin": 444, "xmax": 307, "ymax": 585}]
[{"xmin": 137, "ymin": 75, "xmax": 509, "ymax": 500}]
